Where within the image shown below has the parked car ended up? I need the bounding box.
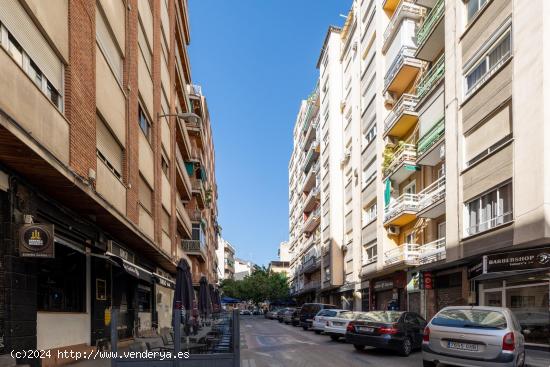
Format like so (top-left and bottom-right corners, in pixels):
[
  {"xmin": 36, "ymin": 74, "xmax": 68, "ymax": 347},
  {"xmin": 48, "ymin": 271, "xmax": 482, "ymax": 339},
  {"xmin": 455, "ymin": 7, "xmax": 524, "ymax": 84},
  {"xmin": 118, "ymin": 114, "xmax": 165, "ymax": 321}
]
[
  {"xmin": 324, "ymin": 311, "xmax": 364, "ymax": 341},
  {"xmin": 311, "ymin": 309, "xmax": 347, "ymax": 334},
  {"xmin": 346, "ymin": 311, "xmax": 427, "ymax": 356},
  {"xmin": 290, "ymin": 307, "xmax": 302, "ymax": 326},
  {"xmin": 283, "ymin": 308, "xmax": 299, "ymax": 325},
  {"xmin": 277, "ymin": 308, "xmax": 293, "ymax": 323},
  {"xmin": 422, "ymin": 306, "xmax": 525, "ymax": 367},
  {"xmin": 266, "ymin": 308, "xmax": 280, "ymax": 320},
  {"xmin": 300, "ymin": 303, "xmax": 337, "ymax": 330},
  {"xmin": 240, "ymin": 309, "xmax": 252, "ymax": 316},
  {"xmin": 252, "ymin": 309, "xmax": 263, "ymax": 315}
]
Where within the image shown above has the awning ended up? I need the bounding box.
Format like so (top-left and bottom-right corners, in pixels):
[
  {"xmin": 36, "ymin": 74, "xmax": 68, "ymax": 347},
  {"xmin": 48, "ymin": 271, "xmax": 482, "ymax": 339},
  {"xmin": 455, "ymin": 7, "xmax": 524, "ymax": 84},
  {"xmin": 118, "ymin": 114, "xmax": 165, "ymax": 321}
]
[
  {"xmin": 54, "ymin": 236, "xmax": 86, "ymax": 254},
  {"xmin": 471, "ymin": 268, "xmax": 550, "ymax": 282},
  {"xmin": 107, "ymin": 253, "xmax": 153, "ymax": 283}
]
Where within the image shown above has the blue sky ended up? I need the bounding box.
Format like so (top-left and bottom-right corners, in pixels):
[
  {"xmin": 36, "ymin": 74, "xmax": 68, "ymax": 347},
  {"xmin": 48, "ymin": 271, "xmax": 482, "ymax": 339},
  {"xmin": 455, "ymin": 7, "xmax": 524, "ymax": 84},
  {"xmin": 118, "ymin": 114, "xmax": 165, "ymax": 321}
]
[{"xmin": 188, "ymin": 1, "xmax": 348, "ymax": 266}]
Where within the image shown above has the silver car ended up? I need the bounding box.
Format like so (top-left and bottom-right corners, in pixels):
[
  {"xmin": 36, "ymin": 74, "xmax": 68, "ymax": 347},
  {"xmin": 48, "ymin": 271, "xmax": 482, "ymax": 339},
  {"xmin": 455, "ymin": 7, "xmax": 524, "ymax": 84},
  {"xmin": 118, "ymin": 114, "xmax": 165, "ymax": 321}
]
[{"xmin": 422, "ymin": 306, "xmax": 525, "ymax": 367}]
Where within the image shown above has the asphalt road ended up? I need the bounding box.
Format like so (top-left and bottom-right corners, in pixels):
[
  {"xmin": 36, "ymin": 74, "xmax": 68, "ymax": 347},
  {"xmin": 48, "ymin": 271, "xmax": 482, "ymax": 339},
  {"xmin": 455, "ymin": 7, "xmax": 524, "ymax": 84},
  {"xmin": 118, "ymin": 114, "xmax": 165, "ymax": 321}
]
[{"xmin": 240, "ymin": 316, "xmax": 423, "ymax": 367}]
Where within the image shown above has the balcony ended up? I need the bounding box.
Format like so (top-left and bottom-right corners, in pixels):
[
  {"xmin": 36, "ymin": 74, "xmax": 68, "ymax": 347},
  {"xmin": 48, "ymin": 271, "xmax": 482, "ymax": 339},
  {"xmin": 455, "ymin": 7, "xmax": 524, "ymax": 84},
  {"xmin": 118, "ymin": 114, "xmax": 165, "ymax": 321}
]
[
  {"xmin": 300, "ymin": 256, "xmax": 321, "ymax": 275},
  {"xmin": 417, "ymin": 116, "xmax": 445, "ymax": 165},
  {"xmin": 303, "ymin": 141, "xmax": 320, "ymax": 174},
  {"xmin": 384, "ymin": 193, "xmax": 420, "ymax": 226},
  {"xmin": 418, "ymin": 237, "xmax": 446, "ymax": 265},
  {"xmin": 384, "ymin": 46, "xmax": 425, "ymax": 97},
  {"xmin": 191, "ymin": 177, "xmax": 207, "ymax": 209},
  {"xmin": 176, "ymin": 195, "xmax": 192, "ymax": 238},
  {"xmin": 384, "ymin": 94, "xmax": 419, "ymax": 138},
  {"xmin": 187, "ymin": 208, "xmax": 202, "ymax": 223},
  {"xmin": 384, "ymin": 244, "xmax": 419, "ymax": 267},
  {"xmin": 302, "ymin": 162, "xmax": 319, "ymax": 193},
  {"xmin": 416, "ymin": 0, "xmax": 445, "ymax": 62},
  {"xmin": 383, "ymin": 0, "xmax": 427, "ymax": 52},
  {"xmin": 175, "ymin": 148, "xmax": 192, "ymax": 201},
  {"xmin": 296, "ymin": 280, "xmax": 321, "ymax": 295},
  {"xmin": 383, "ymin": 143, "xmax": 417, "ymax": 183},
  {"xmin": 303, "ymin": 117, "xmax": 319, "ymax": 152},
  {"xmin": 182, "ymin": 239, "xmax": 207, "ymax": 262},
  {"xmin": 303, "ymin": 207, "xmax": 321, "ymax": 234},
  {"xmin": 416, "ymin": 53, "xmax": 445, "ymax": 101},
  {"xmin": 418, "ymin": 176, "xmax": 445, "ymax": 218},
  {"xmin": 303, "ymin": 187, "xmax": 320, "ymax": 213},
  {"xmin": 187, "ymin": 84, "xmax": 203, "ymax": 97},
  {"xmin": 360, "ymin": 259, "xmax": 378, "ymax": 278}
]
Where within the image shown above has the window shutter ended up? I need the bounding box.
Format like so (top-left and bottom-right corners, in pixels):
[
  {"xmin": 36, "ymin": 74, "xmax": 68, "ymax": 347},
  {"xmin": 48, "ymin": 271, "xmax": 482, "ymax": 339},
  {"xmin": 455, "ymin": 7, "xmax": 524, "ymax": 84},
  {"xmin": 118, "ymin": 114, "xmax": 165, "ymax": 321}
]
[
  {"xmin": 139, "ymin": 176, "xmax": 152, "ymax": 212},
  {"xmin": 96, "ymin": 6, "xmax": 123, "ymax": 82},
  {"xmin": 0, "ymin": 0, "xmax": 63, "ymax": 91},
  {"xmin": 464, "ymin": 105, "xmax": 511, "ymax": 162},
  {"xmin": 96, "ymin": 116, "xmax": 123, "ymax": 175}
]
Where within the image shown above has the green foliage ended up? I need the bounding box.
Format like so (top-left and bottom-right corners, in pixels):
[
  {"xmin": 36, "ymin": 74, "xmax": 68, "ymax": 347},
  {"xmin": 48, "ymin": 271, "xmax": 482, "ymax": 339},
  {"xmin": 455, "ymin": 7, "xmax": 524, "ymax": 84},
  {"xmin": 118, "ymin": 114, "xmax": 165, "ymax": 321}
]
[{"xmin": 220, "ymin": 266, "xmax": 290, "ymax": 305}]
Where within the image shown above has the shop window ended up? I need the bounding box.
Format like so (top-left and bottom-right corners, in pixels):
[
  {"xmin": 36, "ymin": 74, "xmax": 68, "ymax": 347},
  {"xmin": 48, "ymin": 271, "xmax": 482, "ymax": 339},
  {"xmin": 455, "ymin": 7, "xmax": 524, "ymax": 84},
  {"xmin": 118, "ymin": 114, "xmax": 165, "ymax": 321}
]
[
  {"xmin": 37, "ymin": 244, "xmax": 86, "ymax": 312},
  {"xmin": 137, "ymin": 285, "xmax": 151, "ymax": 312},
  {"xmin": 434, "ymin": 272, "xmax": 462, "ymax": 289}
]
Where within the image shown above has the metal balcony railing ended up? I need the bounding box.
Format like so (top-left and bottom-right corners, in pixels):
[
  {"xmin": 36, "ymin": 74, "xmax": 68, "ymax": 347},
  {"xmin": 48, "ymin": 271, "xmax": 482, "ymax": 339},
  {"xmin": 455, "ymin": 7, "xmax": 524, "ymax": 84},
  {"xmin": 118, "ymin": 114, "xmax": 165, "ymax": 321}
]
[
  {"xmin": 384, "ymin": 193, "xmax": 420, "ymax": 222},
  {"xmin": 416, "ymin": 0, "xmax": 444, "ymax": 48},
  {"xmin": 384, "ymin": 243, "xmax": 419, "ymax": 265},
  {"xmin": 417, "ymin": 117, "xmax": 445, "ymax": 156},
  {"xmin": 303, "ymin": 207, "xmax": 321, "ymax": 232},
  {"xmin": 418, "ymin": 175, "xmax": 445, "ymax": 210},
  {"xmin": 383, "ymin": 143, "xmax": 417, "ymax": 177},
  {"xmin": 383, "ymin": 0, "xmax": 427, "ymax": 48},
  {"xmin": 417, "ymin": 53, "xmax": 445, "ymax": 100},
  {"xmin": 384, "ymin": 94, "xmax": 418, "ymax": 133},
  {"xmin": 187, "ymin": 84, "xmax": 203, "ymax": 96},
  {"xmin": 418, "ymin": 237, "xmax": 446, "ymax": 264},
  {"xmin": 384, "ymin": 46, "xmax": 420, "ymax": 89},
  {"xmin": 182, "ymin": 239, "xmax": 207, "ymax": 254},
  {"xmin": 303, "ymin": 142, "xmax": 320, "ymax": 173}
]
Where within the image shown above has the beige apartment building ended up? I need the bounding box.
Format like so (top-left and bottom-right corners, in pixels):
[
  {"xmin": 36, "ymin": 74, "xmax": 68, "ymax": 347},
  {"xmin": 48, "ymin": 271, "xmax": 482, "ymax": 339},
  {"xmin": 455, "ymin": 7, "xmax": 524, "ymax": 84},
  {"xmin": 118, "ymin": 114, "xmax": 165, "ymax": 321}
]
[
  {"xmin": 0, "ymin": 0, "xmax": 220, "ymax": 364},
  {"xmin": 288, "ymin": 0, "xmax": 550, "ymax": 347}
]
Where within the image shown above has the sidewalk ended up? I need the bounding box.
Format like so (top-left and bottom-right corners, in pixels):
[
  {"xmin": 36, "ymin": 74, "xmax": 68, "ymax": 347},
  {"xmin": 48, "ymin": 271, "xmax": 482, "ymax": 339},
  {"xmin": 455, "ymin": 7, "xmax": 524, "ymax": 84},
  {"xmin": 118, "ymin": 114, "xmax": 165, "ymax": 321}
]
[{"xmin": 527, "ymin": 349, "xmax": 550, "ymax": 367}]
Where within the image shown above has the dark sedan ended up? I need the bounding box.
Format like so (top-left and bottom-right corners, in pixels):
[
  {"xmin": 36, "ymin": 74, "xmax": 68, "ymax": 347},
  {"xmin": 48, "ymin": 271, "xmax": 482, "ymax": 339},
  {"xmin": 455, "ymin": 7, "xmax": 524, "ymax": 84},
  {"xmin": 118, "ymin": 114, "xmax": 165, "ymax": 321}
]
[{"xmin": 345, "ymin": 311, "xmax": 427, "ymax": 356}]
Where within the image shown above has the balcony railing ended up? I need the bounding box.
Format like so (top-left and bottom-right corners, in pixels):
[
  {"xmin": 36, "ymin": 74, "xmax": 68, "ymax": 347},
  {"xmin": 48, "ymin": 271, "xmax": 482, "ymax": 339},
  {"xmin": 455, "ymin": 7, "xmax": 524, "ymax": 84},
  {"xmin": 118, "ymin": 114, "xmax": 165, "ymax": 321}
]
[
  {"xmin": 300, "ymin": 256, "xmax": 320, "ymax": 274},
  {"xmin": 417, "ymin": 116, "xmax": 444, "ymax": 156},
  {"xmin": 416, "ymin": 53, "xmax": 445, "ymax": 100},
  {"xmin": 416, "ymin": 0, "xmax": 444, "ymax": 48},
  {"xmin": 187, "ymin": 84, "xmax": 203, "ymax": 96},
  {"xmin": 383, "ymin": 143, "xmax": 417, "ymax": 178},
  {"xmin": 418, "ymin": 237, "xmax": 446, "ymax": 264},
  {"xmin": 418, "ymin": 176, "xmax": 445, "ymax": 211},
  {"xmin": 303, "ymin": 207, "xmax": 321, "ymax": 233},
  {"xmin": 383, "ymin": 0, "xmax": 427, "ymax": 49},
  {"xmin": 384, "ymin": 46, "xmax": 423, "ymax": 90},
  {"xmin": 384, "ymin": 193, "xmax": 420, "ymax": 222},
  {"xmin": 384, "ymin": 243, "xmax": 419, "ymax": 266},
  {"xmin": 303, "ymin": 187, "xmax": 320, "ymax": 210},
  {"xmin": 182, "ymin": 239, "xmax": 207, "ymax": 255},
  {"xmin": 303, "ymin": 142, "xmax": 320, "ymax": 173},
  {"xmin": 384, "ymin": 94, "xmax": 418, "ymax": 133}
]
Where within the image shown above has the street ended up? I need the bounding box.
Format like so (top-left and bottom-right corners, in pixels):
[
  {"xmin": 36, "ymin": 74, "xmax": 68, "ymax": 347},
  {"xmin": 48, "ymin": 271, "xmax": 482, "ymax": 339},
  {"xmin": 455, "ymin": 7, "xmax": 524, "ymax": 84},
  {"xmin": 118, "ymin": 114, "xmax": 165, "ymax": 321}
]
[{"xmin": 240, "ymin": 316, "xmax": 422, "ymax": 367}]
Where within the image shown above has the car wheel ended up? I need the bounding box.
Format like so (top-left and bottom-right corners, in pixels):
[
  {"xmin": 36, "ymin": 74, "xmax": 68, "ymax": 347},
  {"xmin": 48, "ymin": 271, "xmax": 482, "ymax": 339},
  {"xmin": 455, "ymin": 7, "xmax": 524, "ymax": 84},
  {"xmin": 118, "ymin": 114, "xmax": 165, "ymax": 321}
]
[
  {"xmin": 302, "ymin": 325, "xmax": 308, "ymax": 331},
  {"xmin": 400, "ymin": 337, "xmax": 412, "ymax": 357},
  {"xmin": 353, "ymin": 344, "xmax": 365, "ymax": 351},
  {"xmin": 278, "ymin": 319, "xmax": 282, "ymax": 323},
  {"xmin": 330, "ymin": 335, "xmax": 339, "ymax": 341},
  {"xmin": 422, "ymin": 360, "xmax": 436, "ymax": 367},
  {"xmin": 314, "ymin": 330, "xmax": 321, "ymax": 334}
]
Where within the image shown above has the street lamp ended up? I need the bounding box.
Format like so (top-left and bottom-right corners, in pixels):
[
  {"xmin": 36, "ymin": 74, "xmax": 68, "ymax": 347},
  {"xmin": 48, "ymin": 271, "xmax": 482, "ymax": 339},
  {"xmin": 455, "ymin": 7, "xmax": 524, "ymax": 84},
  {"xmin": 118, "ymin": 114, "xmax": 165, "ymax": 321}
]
[{"xmin": 157, "ymin": 112, "xmax": 202, "ymax": 125}]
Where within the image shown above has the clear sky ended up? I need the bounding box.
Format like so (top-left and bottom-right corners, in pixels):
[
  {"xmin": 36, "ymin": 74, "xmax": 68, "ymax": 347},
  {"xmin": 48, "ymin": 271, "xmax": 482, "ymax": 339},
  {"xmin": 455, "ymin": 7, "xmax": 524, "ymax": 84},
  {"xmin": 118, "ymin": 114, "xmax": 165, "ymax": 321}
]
[{"xmin": 188, "ymin": 1, "xmax": 348, "ymax": 266}]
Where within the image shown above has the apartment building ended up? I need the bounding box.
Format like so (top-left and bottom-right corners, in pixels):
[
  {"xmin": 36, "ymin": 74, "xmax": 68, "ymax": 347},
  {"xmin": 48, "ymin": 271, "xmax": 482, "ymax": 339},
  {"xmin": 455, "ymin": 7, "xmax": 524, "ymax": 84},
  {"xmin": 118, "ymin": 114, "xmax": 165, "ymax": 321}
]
[
  {"xmin": 289, "ymin": 0, "xmax": 550, "ymax": 346},
  {"xmin": 0, "ymin": 0, "xmax": 219, "ymax": 364},
  {"xmin": 216, "ymin": 236, "xmax": 235, "ymax": 281},
  {"xmin": 234, "ymin": 258, "xmax": 254, "ymax": 281}
]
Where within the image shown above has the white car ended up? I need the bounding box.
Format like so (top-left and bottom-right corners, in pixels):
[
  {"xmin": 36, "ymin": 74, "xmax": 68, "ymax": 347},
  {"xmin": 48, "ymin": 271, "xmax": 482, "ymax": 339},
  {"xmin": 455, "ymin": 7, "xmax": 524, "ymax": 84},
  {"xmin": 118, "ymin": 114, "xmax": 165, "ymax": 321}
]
[
  {"xmin": 311, "ymin": 309, "xmax": 347, "ymax": 334},
  {"xmin": 324, "ymin": 311, "xmax": 363, "ymax": 341}
]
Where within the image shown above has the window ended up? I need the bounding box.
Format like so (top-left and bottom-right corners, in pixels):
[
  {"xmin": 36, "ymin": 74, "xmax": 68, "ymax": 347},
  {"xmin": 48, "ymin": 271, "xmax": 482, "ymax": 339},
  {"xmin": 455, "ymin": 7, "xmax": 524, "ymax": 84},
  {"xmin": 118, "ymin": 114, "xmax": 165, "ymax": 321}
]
[
  {"xmin": 465, "ymin": 182, "xmax": 512, "ymax": 236},
  {"xmin": 96, "ymin": 5, "xmax": 123, "ymax": 82},
  {"xmin": 37, "ymin": 245, "xmax": 86, "ymax": 312},
  {"xmin": 139, "ymin": 176, "xmax": 153, "ymax": 213},
  {"xmin": 96, "ymin": 116, "xmax": 124, "ymax": 179},
  {"xmin": 137, "ymin": 285, "xmax": 151, "ymax": 312},
  {"xmin": 139, "ymin": 105, "xmax": 152, "ymax": 141},
  {"xmin": 364, "ymin": 123, "xmax": 377, "ymax": 147},
  {"xmin": 363, "ymin": 158, "xmax": 376, "ymax": 186},
  {"xmin": 363, "ymin": 241, "xmax": 377, "ymax": 265},
  {"xmin": 161, "ymin": 208, "xmax": 170, "ymax": 234},
  {"xmin": 464, "ymin": 28, "xmax": 511, "ymax": 96},
  {"xmin": 161, "ymin": 155, "xmax": 170, "ymax": 178},
  {"xmin": 363, "ymin": 203, "xmax": 377, "ymax": 224},
  {"xmin": 29, "ymin": 60, "xmax": 42, "ymax": 87},
  {"xmin": 466, "ymin": 0, "xmax": 488, "ymax": 22},
  {"xmin": 8, "ymin": 33, "xmax": 23, "ymax": 65}
]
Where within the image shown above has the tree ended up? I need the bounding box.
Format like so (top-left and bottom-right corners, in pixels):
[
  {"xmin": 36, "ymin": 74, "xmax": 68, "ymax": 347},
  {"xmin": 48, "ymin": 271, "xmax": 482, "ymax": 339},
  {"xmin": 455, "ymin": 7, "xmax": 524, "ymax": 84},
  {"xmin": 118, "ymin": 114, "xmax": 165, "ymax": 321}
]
[{"xmin": 220, "ymin": 266, "xmax": 290, "ymax": 305}]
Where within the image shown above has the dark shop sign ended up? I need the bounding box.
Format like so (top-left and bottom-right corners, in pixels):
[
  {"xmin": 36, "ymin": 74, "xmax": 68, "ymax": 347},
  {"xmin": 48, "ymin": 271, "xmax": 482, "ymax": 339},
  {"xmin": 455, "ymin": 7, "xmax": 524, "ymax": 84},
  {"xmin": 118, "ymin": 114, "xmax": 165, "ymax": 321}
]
[
  {"xmin": 19, "ymin": 224, "xmax": 55, "ymax": 258},
  {"xmin": 486, "ymin": 247, "xmax": 550, "ymax": 273}
]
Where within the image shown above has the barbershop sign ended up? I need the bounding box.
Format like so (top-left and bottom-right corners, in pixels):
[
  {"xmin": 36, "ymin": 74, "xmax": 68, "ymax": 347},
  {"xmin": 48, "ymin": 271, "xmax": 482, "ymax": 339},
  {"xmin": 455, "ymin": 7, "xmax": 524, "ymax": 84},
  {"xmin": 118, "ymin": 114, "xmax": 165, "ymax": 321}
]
[
  {"xmin": 19, "ymin": 224, "xmax": 55, "ymax": 258},
  {"xmin": 486, "ymin": 247, "xmax": 550, "ymax": 273}
]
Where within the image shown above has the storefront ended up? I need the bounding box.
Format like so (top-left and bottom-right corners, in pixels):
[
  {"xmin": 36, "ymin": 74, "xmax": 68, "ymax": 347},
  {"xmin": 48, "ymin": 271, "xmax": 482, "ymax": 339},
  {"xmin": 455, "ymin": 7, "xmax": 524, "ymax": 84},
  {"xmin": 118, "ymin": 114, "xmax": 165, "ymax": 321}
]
[
  {"xmin": 360, "ymin": 280, "xmax": 370, "ymax": 312},
  {"xmin": 472, "ymin": 247, "xmax": 550, "ymax": 347},
  {"xmin": 153, "ymin": 271, "xmax": 175, "ymax": 332},
  {"xmin": 371, "ymin": 272, "xmax": 407, "ymax": 311}
]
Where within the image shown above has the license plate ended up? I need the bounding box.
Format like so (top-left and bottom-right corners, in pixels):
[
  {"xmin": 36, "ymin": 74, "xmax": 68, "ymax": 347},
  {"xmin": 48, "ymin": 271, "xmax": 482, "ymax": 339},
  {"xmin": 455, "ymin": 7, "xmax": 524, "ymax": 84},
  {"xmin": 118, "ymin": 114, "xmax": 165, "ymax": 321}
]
[
  {"xmin": 333, "ymin": 322, "xmax": 343, "ymax": 326},
  {"xmin": 357, "ymin": 327, "xmax": 374, "ymax": 332},
  {"xmin": 448, "ymin": 341, "xmax": 479, "ymax": 351}
]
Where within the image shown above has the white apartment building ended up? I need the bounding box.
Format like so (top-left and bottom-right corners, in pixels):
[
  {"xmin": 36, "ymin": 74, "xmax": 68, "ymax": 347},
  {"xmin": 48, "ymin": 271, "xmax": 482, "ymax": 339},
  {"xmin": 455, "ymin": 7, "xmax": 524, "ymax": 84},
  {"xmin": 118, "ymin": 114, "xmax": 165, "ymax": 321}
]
[
  {"xmin": 216, "ymin": 236, "xmax": 236, "ymax": 281},
  {"xmin": 289, "ymin": 0, "xmax": 550, "ymax": 348}
]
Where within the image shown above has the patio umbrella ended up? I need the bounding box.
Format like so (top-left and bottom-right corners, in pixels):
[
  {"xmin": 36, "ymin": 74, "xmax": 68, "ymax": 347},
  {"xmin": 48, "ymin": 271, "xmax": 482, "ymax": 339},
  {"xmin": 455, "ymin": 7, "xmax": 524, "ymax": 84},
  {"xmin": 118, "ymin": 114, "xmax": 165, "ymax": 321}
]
[
  {"xmin": 209, "ymin": 284, "xmax": 219, "ymax": 313},
  {"xmin": 173, "ymin": 259, "xmax": 194, "ymax": 325},
  {"xmin": 198, "ymin": 276, "xmax": 212, "ymax": 319}
]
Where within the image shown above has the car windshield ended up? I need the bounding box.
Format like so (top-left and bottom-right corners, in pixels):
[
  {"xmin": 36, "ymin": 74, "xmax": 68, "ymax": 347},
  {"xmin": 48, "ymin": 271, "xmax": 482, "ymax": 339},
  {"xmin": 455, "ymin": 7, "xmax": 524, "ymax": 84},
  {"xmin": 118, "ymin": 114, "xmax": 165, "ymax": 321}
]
[
  {"xmin": 432, "ymin": 309, "xmax": 507, "ymax": 330},
  {"xmin": 339, "ymin": 311, "xmax": 357, "ymax": 319},
  {"xmin": 357, "ymin": 311, "xmax": 403, "ymax": 323}
]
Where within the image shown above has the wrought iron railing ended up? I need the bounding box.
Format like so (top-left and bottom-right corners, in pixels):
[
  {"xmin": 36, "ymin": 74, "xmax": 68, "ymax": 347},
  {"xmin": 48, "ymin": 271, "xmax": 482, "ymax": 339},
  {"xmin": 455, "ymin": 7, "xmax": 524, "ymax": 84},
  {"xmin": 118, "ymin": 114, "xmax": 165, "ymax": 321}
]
[
  {"xmin": 416, "ymin": 0, "xmax": 444, "ymax": 47},
  {"xmin": 182, "ymin": 239, "xmax": 207, "ymax": 254},
  {"xmin": 416, "ymin": 53, "xmax": 445, "ymax": 100},
  {"xmin": 383, "ymin": 143, "xmax": 417, "ymax": 177}
]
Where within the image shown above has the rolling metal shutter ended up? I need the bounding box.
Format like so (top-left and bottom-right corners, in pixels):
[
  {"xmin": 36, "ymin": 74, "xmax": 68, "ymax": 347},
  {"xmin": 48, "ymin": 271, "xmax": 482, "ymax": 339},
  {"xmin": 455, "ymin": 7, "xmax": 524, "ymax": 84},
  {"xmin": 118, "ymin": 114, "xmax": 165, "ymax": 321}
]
[{"xmin": 96, "ymin": 116, "xmax": 123, "ymax": 175}]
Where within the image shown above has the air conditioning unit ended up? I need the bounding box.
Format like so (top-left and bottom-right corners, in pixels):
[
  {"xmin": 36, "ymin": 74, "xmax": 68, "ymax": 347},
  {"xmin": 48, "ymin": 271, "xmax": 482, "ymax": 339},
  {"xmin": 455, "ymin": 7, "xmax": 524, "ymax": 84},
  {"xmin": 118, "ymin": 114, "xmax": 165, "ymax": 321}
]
[
  {"xmin": 387, "ymin": 226, "xmax": 400, "ymax": 236},
  {"xmin": 384, "ymin": 91, "xmax": 396, "ymax": 109}
]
